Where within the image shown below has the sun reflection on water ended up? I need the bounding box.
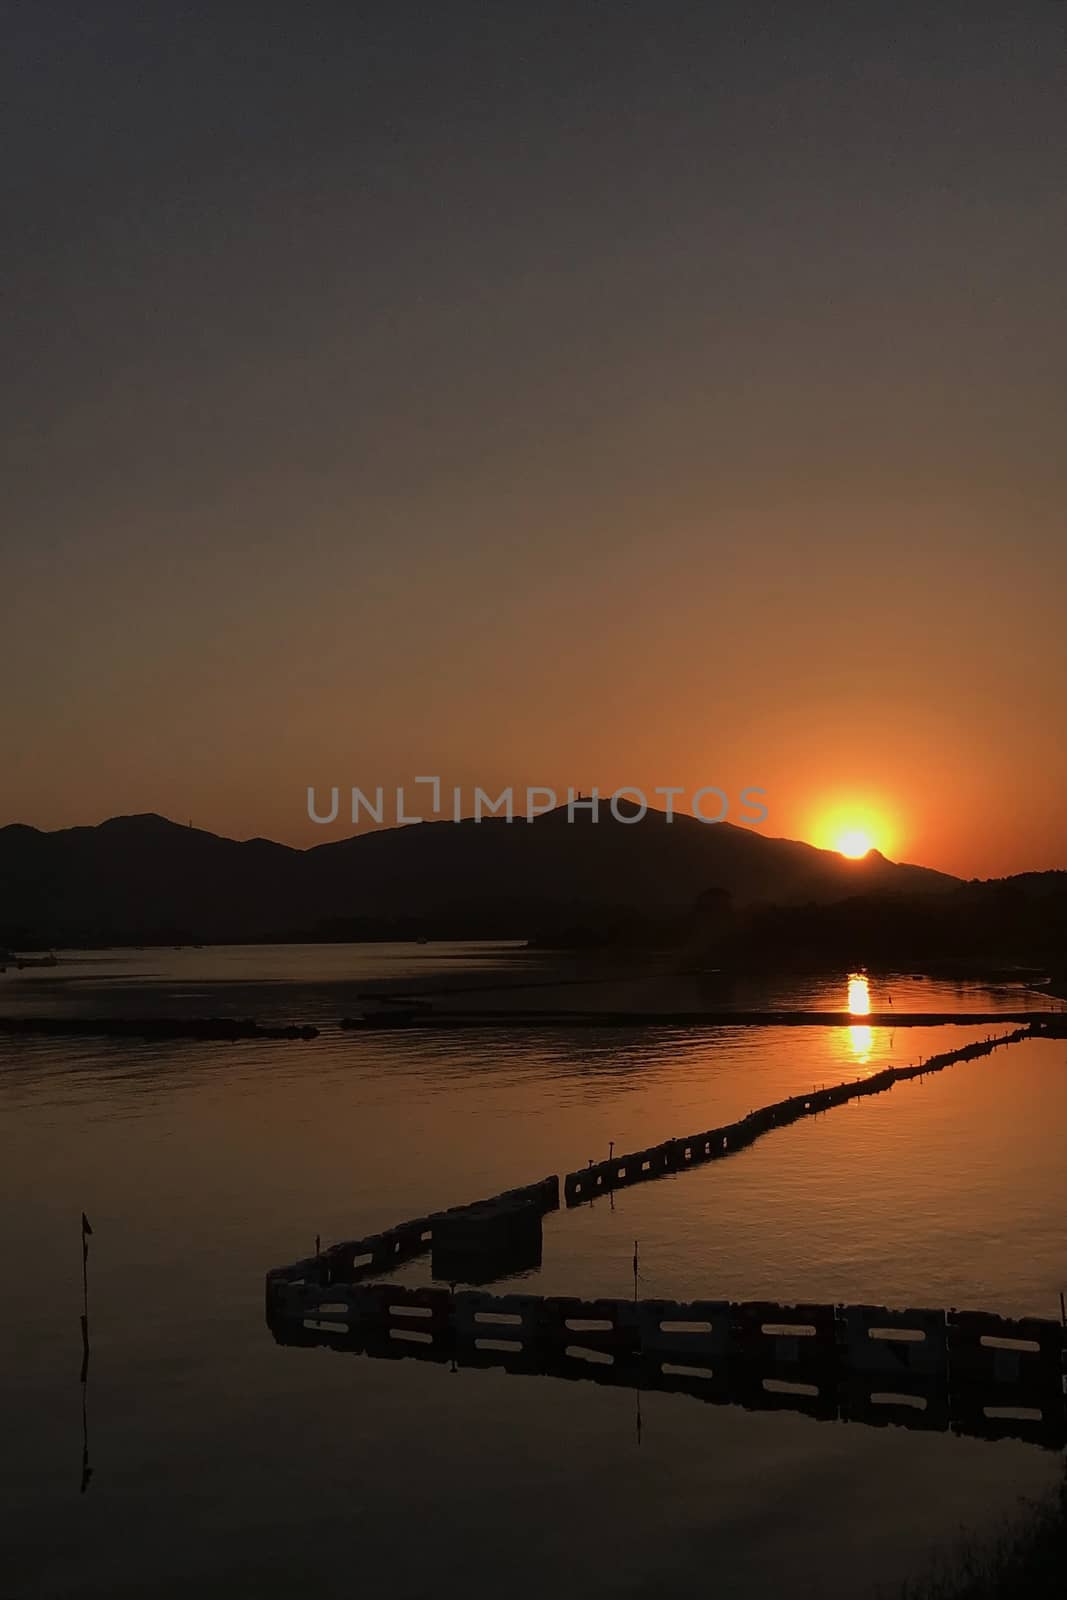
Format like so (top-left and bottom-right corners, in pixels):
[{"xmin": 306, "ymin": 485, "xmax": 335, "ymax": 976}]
[
  {"xmin": 847, "ymin": 973, "xmax": 873, "ymax": 1063},
  {"xmin": 848, "ymin": 1024, "xmax": 874, "ymax": 1063},
  {"xmin": 847, "ymin": 973, "xmax": 871, "ymax": 1015}
]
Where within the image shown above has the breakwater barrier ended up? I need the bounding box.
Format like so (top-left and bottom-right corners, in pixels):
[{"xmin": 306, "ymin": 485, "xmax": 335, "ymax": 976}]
[
  {"xmin": 266, "ymin": 1285, "xmax": 1067, "ymax": 1451},
  {"xmin": 269, "ymin": 1026, "xmax": 1042, "ymax": 1300},
  {"xmin": 264, "ymin": 1019, "xmax": 1065, "ymax": 1446},
  {"xmin": 0, "ymin": 1016, "xmax": 320, "ymax": 1041},
  {"xmin": 4, "ymin": 1011, "xmax": 1062, "ymax": 1045},
  {"xmin": 564, "ymin": 1026, "xmax": 1035, "ymax": 1206},
  {"xmin": 342, "ymin": 1009, "xmax": 1066, "ymax": 1031}
]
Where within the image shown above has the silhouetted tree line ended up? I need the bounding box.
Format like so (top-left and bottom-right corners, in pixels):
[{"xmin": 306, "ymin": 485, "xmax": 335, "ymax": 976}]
[
  {"xmin": 532, "ymin": 872, "xmax": 1067, "ymax": 971},
  {"xmin": 6, "ymin": 871, "xmax": 1065, "ymax": 974}
]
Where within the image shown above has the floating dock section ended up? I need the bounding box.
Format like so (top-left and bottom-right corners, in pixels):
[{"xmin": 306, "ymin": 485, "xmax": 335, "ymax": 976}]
[{"xmin": 268, "ymin": 1175, "xmax": 559, "ymax": 1301}]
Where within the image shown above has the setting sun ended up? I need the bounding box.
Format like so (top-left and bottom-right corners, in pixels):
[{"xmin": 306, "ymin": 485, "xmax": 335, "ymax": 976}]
[
  {"xmin": 806, "ymin": 797, "xmax": 901, "ymax": 861},
  {"xmin": 836, "ymin": 828, "xmax": 873, "ymax": 858}
]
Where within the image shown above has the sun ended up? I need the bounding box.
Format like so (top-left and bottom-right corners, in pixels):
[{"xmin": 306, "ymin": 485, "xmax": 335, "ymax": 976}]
[
  {"xmin": 807, "ymin": 796, "xmax": 900, "ymax": 861},
  {"xmin": 836, "ymin": 828, "xmax": 874, "ymax": 859}
]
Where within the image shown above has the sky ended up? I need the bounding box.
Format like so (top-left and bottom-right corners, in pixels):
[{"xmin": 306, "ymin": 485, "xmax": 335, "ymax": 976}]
[{"xmin": 3, "ymin": 2, "xmax": 1065, "ymax": 876}]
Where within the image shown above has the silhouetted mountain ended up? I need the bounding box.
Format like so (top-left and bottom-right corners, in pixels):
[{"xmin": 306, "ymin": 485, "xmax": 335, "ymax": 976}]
[
  {"xmin": 303, "ymin": 805, "xmax": 956, "ymax": 926},
  {"xmin": 0, "ymin": 806, "xmax": 961, "ymax": 946},
  {"xmin": 0, "ymin": 814, "xmax": 312, "ymax": 946}
]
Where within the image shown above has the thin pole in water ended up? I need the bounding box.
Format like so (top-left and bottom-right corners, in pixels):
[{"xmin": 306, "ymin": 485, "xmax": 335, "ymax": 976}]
[
  {"xmin": 633, "ymin": 1239, "xmax": 639, "ymax": 1302},
  {"xmin": 80, "ymin": 1212, "xmax": 92, "ymax": 1363},
  {"xmin": 79, "ymin": 1212, "xmax": 93, "ymax": 1493}
]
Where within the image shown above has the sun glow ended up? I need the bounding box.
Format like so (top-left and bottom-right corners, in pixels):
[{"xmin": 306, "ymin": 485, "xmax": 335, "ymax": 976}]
[
  {"xmin": 807, "ymin": 796, "xmax": 901, "ymax": 861},
  {"xmin": 836, "ymin": 828, "xmax": 873, "ymax": 858}
]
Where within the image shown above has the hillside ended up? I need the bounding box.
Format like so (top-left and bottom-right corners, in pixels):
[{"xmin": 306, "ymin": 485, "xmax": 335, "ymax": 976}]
[{"xmin": 0, "ymin": 807, "xmax": 959, "ymax": 946}]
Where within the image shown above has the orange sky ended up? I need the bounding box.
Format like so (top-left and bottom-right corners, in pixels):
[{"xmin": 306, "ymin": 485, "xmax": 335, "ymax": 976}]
[{"xmin": 3, "ymin": 8, "xmax": 1064, "ymax": 880}]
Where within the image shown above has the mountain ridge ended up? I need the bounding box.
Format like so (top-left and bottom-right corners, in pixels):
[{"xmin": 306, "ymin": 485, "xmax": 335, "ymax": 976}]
[{"xmin": 0, "ymin": 806, "xmax": 963, "ymax": 946}]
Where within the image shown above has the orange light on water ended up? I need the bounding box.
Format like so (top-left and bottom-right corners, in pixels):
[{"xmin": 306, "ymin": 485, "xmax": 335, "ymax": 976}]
[
  {"xmin": 848, "ymin": 1024, "xmax": 873, "ymax": 1063},
  {"xmin": 847, "ymin": 973, "xmax": 871, "ymax": 1015},
  {"xmin": 847, "ymin": 974, "xmax": 873, "ymax": 1063}
]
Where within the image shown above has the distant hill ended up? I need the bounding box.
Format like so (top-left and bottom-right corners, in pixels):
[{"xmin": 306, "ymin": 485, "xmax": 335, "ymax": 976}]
[
  {"xmin": 0, "ymin": 814, "xmax": 313, "ymax": 946},
  {"xmin": 0, "ymin": 806, "xmax": 961, "ymax": 947}
]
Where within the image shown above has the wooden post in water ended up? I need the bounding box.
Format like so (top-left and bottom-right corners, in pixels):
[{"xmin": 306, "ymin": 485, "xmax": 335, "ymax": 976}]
[{"xmin": 633, "ymin": 1239, "xmax": 639, "ymax": 1302}]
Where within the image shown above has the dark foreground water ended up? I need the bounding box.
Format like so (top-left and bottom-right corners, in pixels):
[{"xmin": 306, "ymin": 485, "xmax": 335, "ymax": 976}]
[{"xmin": 1, "ymin": 947, "xmax": 1065, "ymax": 1598}]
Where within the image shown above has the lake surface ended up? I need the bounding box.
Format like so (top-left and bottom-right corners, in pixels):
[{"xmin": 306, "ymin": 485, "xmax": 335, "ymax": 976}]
[{"xmin": 1, "ymin": 946, "xmax": 1065, "ymax": 1598}]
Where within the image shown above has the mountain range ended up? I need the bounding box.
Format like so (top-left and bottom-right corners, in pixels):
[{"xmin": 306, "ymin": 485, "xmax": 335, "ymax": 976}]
[{"xmin": 0, "ymin": 807, "xmax": 959, "ymax": 946}]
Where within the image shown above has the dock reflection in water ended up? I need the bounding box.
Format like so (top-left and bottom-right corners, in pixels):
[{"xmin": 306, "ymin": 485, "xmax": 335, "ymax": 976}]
[{"xmin": 272, "ymin": 1310, "xmax": 1067, "ymax": 1453}]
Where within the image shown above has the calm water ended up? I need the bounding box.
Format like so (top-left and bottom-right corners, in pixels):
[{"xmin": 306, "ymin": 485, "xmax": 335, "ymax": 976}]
[{"xmin": 1, "ymin": 946, "xmax": 1065, "ymax": 1598}]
